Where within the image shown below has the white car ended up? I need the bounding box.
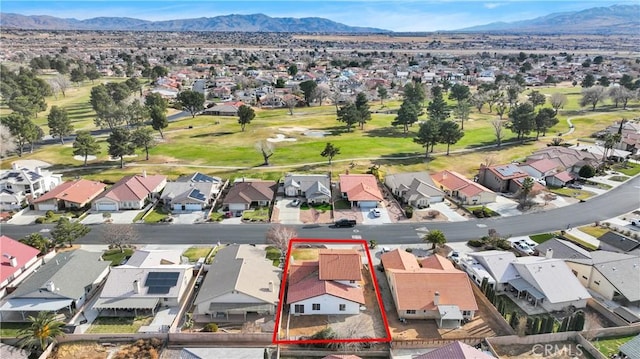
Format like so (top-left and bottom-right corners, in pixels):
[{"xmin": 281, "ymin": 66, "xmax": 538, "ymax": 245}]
[
  {"xmin": 290, "ymin": 199, "xmax": 301, "ymax": 207},
  {"xmin": 370, "ymin": 208, "xmax": 381, "ymax": 217},
  {"xmin": 514, "ymin": 241, "xmax": 534, "ymax": 255},
  {"xmin": 521, "ymin": 238, "xmax": 538, "ymax": 249}
]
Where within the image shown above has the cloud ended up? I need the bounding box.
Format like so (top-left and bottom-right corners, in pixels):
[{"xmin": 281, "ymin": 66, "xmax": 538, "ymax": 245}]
[{"xmin": 484, "ymin": 2, "xmax": 505, "ymax": 9}]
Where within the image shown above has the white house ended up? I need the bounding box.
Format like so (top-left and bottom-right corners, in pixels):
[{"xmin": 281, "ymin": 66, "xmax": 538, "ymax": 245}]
[
  {"xmin": 0, "ymin": 164, "xmax": 62, "ymax": 210},
  {"xmin": 282, "ymin": 174, "xmax": 331, "ymax": 204},
  {"xmin": 385, "ymin": 172, "xmax": 445, "ymax": 207},
  {"xmin": 287, "ymin": 249, "xmax": 365, "ymax": 315}
]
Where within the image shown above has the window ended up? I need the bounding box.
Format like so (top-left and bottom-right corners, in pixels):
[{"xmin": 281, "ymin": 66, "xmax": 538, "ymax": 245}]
[
  {"xmin": 350, "ymin": 280, "xmax": 355, "ymax": 284},
  {"xmin": 582, "ymin": 276, "xmax": 588, "ymax": 280},
  {"xmin": 294, "ymin": 304, "xmax": 304, "ymax": 314},
  {"xmin": 462, "ymin": 310, "xmax": 471, "ymax": 316},
  {"xmin": 594, "ymin": 280, "xmax": 600, "ymax": 286},
  {"xmin": 406, "ymin": 310, "xmax": 416, "ymax": 314},
  {"xmin": 572, "ymin": 270, "xmax": 578, "ymax": 276},
  {"xmin": 312, "ymin": 303, "xmax": 320, "ymax": 311},
  {"xmin": 339, "ymin": 304, "xmax": 346, "ymax": 311}
]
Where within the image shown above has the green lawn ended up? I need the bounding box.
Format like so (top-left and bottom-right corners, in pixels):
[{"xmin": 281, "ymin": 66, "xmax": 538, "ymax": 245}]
[
  {"xmin": 613, "ymin": 162, "xmax": 640, "ymax": 176},
  {"xmin": 592, "ymin": 335, "xmax": 637, "ymax": 357},
  {"xmin": 266, "ymin": 246, "xmax": 282, "ymax": 267},
  {"xmin": 0, "ymin": 322, "xmax": 30, "ymax": 337},
  {"xmin": 549, "ymin": 187, "xmax": 596, "ymax": 200},
  {"xmin": 300, "ymin": 203, "xmax": 332, "ymax": 211},
  {"xmin": 292, "ymin": 248, "xmax": 318, "ymax": 260},
  {"xmin": 210, "ymin": 212, "xmax": 225, "ymax": 222},
  {"xmin": 102, "ymin": 248, "xmax": 134, "ymax": 266},
  {"xmin": 609, "ymin": 175, "xmax": 629, "ymax": 182},
  {"xmin": 87, "ymin": 316, "xmax": 153, "ymax": 334},
  {"xmin": 182, "ymin": 246, "xmax": 212, "ymax": 262},
  {"xmin": 578, "ymin": 226, "xmax": 610, "ymax": 238},
  {"xmin": 561, "ymin": 233, "xmax": 599, "ymax": 251},
  {"xmin": 333, "ymin": 199, "xmax": 351, "ymax": 210},
  {"xmin": 143, "ymin": 206, "xmax": 169, "ymax": 223},
  {"xmin": 529, "ymin": 232, "xmax": 557, "ymax": 244},
  {"xmin": 242, "ymin": 207, "xmax": 270, "ymax": 221}
]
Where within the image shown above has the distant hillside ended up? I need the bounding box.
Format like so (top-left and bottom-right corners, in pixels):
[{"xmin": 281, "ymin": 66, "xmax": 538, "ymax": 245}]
[
  {"xmin": 0, "ymin": 13, "xmax": 389, "ymax": 33},
  {"xmin": 456, "ymin": 4, "xmax": 639, "ymax": 34}
]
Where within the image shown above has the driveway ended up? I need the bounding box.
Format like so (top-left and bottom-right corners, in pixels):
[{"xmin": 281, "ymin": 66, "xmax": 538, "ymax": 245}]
[
  {"xmin": 6, "ymin": 209, "xmax": 42, "ymax": 225},
  {"xmin": 172, "ymin": 211, "xmax": 206, "ymax": 224},
  {"xmin": 276, "ymin": 197, "xmax": 301, "ymax": 224},
  {"xmin": 81, "ymin": 210, "xmax": 143, "ymax": 224},
  {"xmin": 360, "ymin": 207, "xmax": 391, "ymax": 224},
  {"xmin": 486, "ymin": 196, "xmax": 521, "ymax": 217},
  {"xmin": 430, "ymin": 202, "xmax": 468, "ymax": 222}
]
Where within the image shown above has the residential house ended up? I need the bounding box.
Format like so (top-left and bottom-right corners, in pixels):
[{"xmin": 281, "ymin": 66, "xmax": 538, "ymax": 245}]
[
  {"xmin": 508, "ymin": 256, "xmax": 591, "ymax": 312},
  {"xmin": 161, "ymin": 172, "xmax": 223, "ymax": 212},
  {"xmin": 0, "ymin": 164, "xmax": 62, "ymax": 210},
  {"xmin": 223, "ymin": 180, "xmax": 276, "ymax": 215},
  {"xmin": 338, "ymin": 174, "xmax": 383, "ymax": 208},
  {"xmin": 534, "ymin": 238, "xmax": 592, "ymax": 260},
  {"xmin": 619, "ymin": 334, "xmax": 640, "ymax": 358},
  {"xmin": 93, "ymin": 173, "xmax": 167, "ymax": 211},
  {"xmin": 468, "ymin": 251, "xmax": 519, "ymax": 292},
  {"xmin": 0, "ymin": 250, "xmax": 109, "ymax": 321},
  {"xmin": 202, "ymin": 101, "xmax": 244, "ymax": 116},
  {"xmin": 414, "ymin": 341, "xmax": 496, "ymax": 359},
  {"xmin": 606, "ymin": 120, "xmax": 640, "ymax": 154},
  {"xmin": 571, "ymin": 144, "xmax": 631, "ymax": 162},
  {"xmin": 282, "ymin": 174, "xmax": 331, "ymax": 204},
  {"xmin": 0, "ymin": 236, "xmax": 41, "ymax": 298},
  {"xmin": 33, "ymin": 179, "xmax": 106, "ymax": 211},
  {"xmin": 524, "ymin": 147, "xmax": 600, "ymax": 176},
  {"xmin": 93, "ymin": 249, "xmax": 193, "ymax": 318},
  {"xmin": 287, "ymin": 249, "xmax": 365, "ymax": 315},
  {"xmin": 597, "ymin": 232, "xmax": 640, "ymax": 254},
  {"xmin": 381, "ymin": 249, "xmax": 477, "ymax": 328},
  {"xmin": 519, "ymin": 159, "xmax": 561, "ymax": 180},
  {"xmin": 384, "ymin": 172, "xmax": 445, "ymax": 207},
  {"xmin": 565, "ymin": 251, "xmax": 640, "ymax": 307},
  {"xmin": 432, "ymin": 170, "xmax": 496, "ymax": 205},
  {"xmin": 477, "ymin": 164, "xmax": 528, "ymax": 193},
  {"xmin": 544, "ymin": 171, "xmax": 576, "ymax": 187},
  {"xmin": 193, "ymin": 244, "xmax": 280, "ymax": 321}
]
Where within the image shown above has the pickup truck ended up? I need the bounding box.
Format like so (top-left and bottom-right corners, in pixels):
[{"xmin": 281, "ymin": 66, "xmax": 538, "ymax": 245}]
[{"xmin": 334, "ymin": 219, "xmax": 357, "ymax": 228}]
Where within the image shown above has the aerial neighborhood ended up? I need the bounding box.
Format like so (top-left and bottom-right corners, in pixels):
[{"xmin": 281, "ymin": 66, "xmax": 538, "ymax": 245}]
[{"xmin": 1, "ymin": 3, "xmax": 640, "ymax": 359}]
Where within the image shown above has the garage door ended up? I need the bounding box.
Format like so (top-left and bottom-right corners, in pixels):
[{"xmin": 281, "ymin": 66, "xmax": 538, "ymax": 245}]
[
  {"xmin": 96, "ymin": 203, "xmax": 117, "ymax": 211},
  {"xmin": 359, "ymin": 201, "xmax": 378, "ymax": 209},
  {"xmin": 36, "ymin": 204, "xmax": 57, "ymax": 211},
  {"xmin": 184, "ymin": 204, "xmax": 202, "ymax": 211}
]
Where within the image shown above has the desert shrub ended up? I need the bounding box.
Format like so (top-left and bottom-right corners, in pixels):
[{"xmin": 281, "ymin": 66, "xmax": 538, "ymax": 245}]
[
  {"xmin": 203, "ymin": 323, "xmax": 218, "ymax": 332},
  {"xmin": 405, "ymin": 248, "xmax": 413, "ymax": 253},
  {"xmin": 497, "ymin": 239, "xmax": 512, "ymax": 250},
  {"xmin": 404, "ymin": 206, "xmax": 414, "ymax": 218},
  {"xmin": 45, "ymin": 210, "xmax": 55, "ymax": 218},
  {"xmin": 468, "ymin": 239, "xmax": 484, "ymax": 247},
  {"xmin": 35, "ymin": 217, "xmax": 46, "ymax": 224}
]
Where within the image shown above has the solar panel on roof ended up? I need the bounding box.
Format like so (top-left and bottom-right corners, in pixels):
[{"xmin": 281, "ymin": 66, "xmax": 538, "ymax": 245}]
[
  {"xmin": 192, "ymin": 173, "xmax": 214, "ymax": 183},
  {"xmin": 144, "ymin": 272, "xmax": 180, "ymax": 294},
  {"xmin": 147, "ymin": 286, "xmax": 171, "ymax": 294},
  {"xmin": 188, "ymin": 189, "xmax": 207, "ymax": 202}
]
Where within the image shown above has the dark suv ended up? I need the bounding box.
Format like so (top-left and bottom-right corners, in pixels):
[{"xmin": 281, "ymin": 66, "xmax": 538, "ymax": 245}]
[{"xmin": 334, "ymin": 219, "xmax": 357, "ymax": 228}]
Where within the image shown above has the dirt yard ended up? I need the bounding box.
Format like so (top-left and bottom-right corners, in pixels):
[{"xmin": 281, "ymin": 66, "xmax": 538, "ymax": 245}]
[
  {"xmin": 299, "ymin": 207, "xmax": 333, "ymax": 224},
  {"xmin": 494, "ymin": 341, "xmax": 590, "ymax": 359},
  {"xmin": 51, "ymin": 342, "xmax": 112, "ymax": 359}
]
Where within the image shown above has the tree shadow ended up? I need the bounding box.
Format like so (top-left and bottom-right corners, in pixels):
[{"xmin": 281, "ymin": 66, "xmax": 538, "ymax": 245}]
[
  {"xmin": 190, "ymin": 132, "xmax": 234, "ymax": 138},
  {"xmin": 365, "ymin": 126, "xmax": 413, "ymax": 138}
]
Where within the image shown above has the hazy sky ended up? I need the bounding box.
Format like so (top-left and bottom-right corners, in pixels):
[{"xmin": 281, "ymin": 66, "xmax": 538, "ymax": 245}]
[{"xmin": 1, "ymin": 0, "xmax": 633, "ymax": 32}]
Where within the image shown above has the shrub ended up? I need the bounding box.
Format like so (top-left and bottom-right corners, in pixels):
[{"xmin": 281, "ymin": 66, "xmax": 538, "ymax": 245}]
[
  {"xmin": 405, "ymin": 248, "xmax": 413, "ymax": 253},
  {"xmin": 578, "ymin": 164, "xmax": 596, "ymax": 178},
  {"xmin": 497, "ymin": 239, "xmax": 512, "ymax": 250},
  {"xmin": 468, "ymin": 239, "xmax": 484, "ymax": 247},
  {"xmin": 45, "ymin": 210, "xmax": 55, "ymax": 218},
  {"xmin": 404, "ymin": 206, "xmax": 414, "ymax": 219},
  {"xmin": 203, "ymin": 323, "xmax": 218, "ymax": 332},
  {"xmin": 35, "ymin": 217, "xmax": 46, "ymax": 224}
]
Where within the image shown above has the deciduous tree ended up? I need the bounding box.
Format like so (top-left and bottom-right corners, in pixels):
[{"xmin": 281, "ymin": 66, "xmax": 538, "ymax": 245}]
[
  {"xmin": 527, "ymin": 90, "xmax": 546, "ymax": 108},
  {"xmin": 265, "ymin": 224, "xmax": 297, "ymax": 253},
  {"xmin": 237, "ymin": 104, "xmax": 255, "ymax": 131},
  {"xmin": 131, "ymin": 127, "xmax": 156, "ymax": 161},
  {"xmin": 102, "ymin": 224, "xmax": 138, "ymax": 253},
  {"xmin": 549, "ymin": 93, "xmax": 567, "ymax": 115},
  {"xmin": 452, "ymin": 99, "xmax": 470, "ymax": 130},
  {"xmin": 491, "ymin": 119, "xmax": 505, "ymax": 147},
  {"xmin": 608, "ymin": 86, "xmax": 634, "ymax": 109},
  {"xmin": 580, "ymin": 86, "xmax": 607, "ymax": 111},
  {"xmin": 176, "ymin": 90, "xmax": 205, "ymax": 118},
  {"xmin": 0, "ymin": 124, "xmax": 17, "ymax": 157},
  {"xmin": 321, "ymin": 142, "xmax": 340, "ymax": 165},
  {"xmin": 255, "ymin": 140, "xmax": 275, "ymax": 166}
]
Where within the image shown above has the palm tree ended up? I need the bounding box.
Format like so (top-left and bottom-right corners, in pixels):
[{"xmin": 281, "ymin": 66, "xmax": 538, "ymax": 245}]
[
  {"xmin": 423, "ymin": 229, "xmax": 447, "ymax": 250},
  {"xmin": 17, "ymin": 311, "xmax": 65, "ymax": 353}
]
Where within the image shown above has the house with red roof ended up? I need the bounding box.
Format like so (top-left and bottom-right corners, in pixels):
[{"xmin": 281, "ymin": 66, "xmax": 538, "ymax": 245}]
[
  {"xmin": 432, "ymin": 171, "xmax": 496, "ymax": 205},
  {"xmin": 414, "ymin": 341, "xmax": 495, "ymax": 359},
  {"xmin": 287, "ymin": 249, "xmax": 365, "ymax": 315},
  {"xmin": 338, "ymin": 174, "xmax": 384, "ymax": 208},
  {"xmin": 380, "ymin": 249, "xmax": 478, "ymax": 328},
  {"xmin": 92, "ymin": 173, "xmax": 166, "ymax": 211},
  {"xmin": 0, "ymin": 236, "xmax": 41, "ymax": 298},
  {"xmin": 519, "ymin": 158, "xmax": 562, "ymax": 179},
  {"xmin": 33, "ymin": 179, "xmax": 106, "ymax": 211}
]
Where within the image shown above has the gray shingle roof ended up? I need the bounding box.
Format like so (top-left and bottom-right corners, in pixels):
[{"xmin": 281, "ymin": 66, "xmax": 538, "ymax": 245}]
[
  {"xmin": 6, "ymin": 250, "xmax": 109, "ymax": 300},
  {"xmin": 598, "ymin": 232, "xmax": 640, "ymax": 252},
  {"xmin": 535, "ymin": 238, "xmax": 592, "ymax": 260},
  {"xmin": 620, "ymin": 334, "xmax": 640, "ymax": 359}
]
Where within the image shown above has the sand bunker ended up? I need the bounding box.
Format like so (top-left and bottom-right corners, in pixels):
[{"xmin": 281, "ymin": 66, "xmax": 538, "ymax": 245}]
[
  {"xmin": 278, "ymin": 127, "xmax": 308, "ymax": 133},
  {"xmin": 303, "ymin": 130, "xmax": 331, "ymax": 138},
  {"xmin": 108, "ymin": 154, "xmax": 138, "ymax": 161},
  {"xmin": 73, "ymin": 155, "xmax": 97, "ymax": 162},
  {"xmin": 267, "ymin": 134, "xmax": 297, "ymax": 143}
]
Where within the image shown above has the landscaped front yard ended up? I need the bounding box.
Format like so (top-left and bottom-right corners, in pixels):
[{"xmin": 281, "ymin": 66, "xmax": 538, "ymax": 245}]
[
  {"xmin": 592, "ymin": 334, "xmax": 637, "ymax": 357},
  {"xmin": 549, "ymin": 187, "xmax": 596, "ymax": 200},
  {"xmin": 102, "ymin": 248, "xmax": 134, "ymax": 266},
  {"xmin": 182, "ymin": 246, "xmax": 212, "ymax": 262},
  {"xmin": 242, "ymin": 207, "xmax": 270, "ymax": 221}
]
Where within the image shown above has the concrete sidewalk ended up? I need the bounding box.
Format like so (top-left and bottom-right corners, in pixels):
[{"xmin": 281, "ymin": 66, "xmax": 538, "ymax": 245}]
[{"xmin": 565, "ymin": 227, "xmax": 600, "ymax": 248}]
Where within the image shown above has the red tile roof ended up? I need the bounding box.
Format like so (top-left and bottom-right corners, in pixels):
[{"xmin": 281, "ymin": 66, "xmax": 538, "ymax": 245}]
[
  {"xmin": 339, "ymin": 174, "xmax": 383, "ymax": 202},
  {"xmin": 432, "ymin": 170, "xmax": 470, "ymax": 191},
  {"xmin": 420, "ymin": 255, "xmax": 455, "ymax": 271},
  {"xmin": 287, "ymin": 274, "xmax": 365, "ymax": 304},
  {"xmin": 33, "ymin": 179, "xmax": 106, "ymax": 206},
  {"xmin": 318, "ymin": 249, "xmax": 362, "ymax": 281},
  {"xmin": 0, "ymin": 235, "xmax": 40, "ymax": 285},
  {"xmin": 380, "ymin": 249, "xmax": 420, "ymax": 271},
  {"xmin": 525, "ymin": 158, "xmax": 561, "ymax": 173},
  {"xmin": 389, "ymin": 270, "xmax": 477, "ymax": 312},
  {"xmin": 97, "ymin": 174, "xmax": 166, "ymax": 202},
  {"xmin": 414, "ymin": 341, "xmax": 495, "ymax": 359}
]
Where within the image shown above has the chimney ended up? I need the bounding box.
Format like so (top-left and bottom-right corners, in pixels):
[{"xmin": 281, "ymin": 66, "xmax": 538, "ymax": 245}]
[
  {"xmin": 133, "ymin": 280, "xmax": 141, "ymax": 294},
  {"xmin": 268, "ymin": 281, "xmax": 274, "ymax": 292},
  {"xmin": 434, "ymin": 291, "xmax": 440, "ymax": 306},
  {"xmin": 45, "ymin": 281, "xmax": 55, "ymax": 292},
  {"xmin": 545, "ymin": 248, "xmax": 553, "ymax": 259},
  {"xmin": 10, "ymin": 256, "xmax": 18, "ymax": 267},
  {"xmin": 11, "ymin": 162, "xmax": 18, "ymax": 170},
  {"xmin": 35, "ymin": 167, "xmax": 42, "ymax": 175}
]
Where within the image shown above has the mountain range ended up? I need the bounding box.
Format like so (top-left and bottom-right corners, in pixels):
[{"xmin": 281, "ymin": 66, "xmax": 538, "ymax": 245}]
[
  {"xmin": 457, "ymin": 4, "xmax": 639, "ymax": 34},
  {"xmin": 0, "ymin": 4, "xmax": 638, "ymax": 34}
]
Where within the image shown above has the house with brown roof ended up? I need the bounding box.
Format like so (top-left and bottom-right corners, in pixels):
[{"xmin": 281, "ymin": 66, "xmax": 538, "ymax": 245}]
[
  {"xmin": 432, "ymin": 170, "xmax": 496, "ymax": 205},
  {"xmin": 519, "ymin": 159, "xmax": 561, "ymax": 180},
  {"xmin": 380, "ymin": 249, "xmax": 477, "ymax": 328},
  {"xmin": 92, "ymin": 173, "xmax": 167, "ymax": 211},
  {"xmin": 524, "ymin": 147, "xmax": 600, "ymax": 177},
  {"xmin": 477, "ymin": 164, "xmax": 529, "ymax": 193},
  {"xmin": 338, "ymin": 174, "xmax": 383, "ymax": 208},
  {"xmin": 287, "ymin": 249, "xmax": 365, "ymax": 315},
  {"xmin": 223, "ymin": 180, "xmax": 276, "ymax": 216},
  {"xmin": 33, "ymin": 179, "xmax": 106, "ymax": 211},
  {"xmin": 414, "ymin": 341, "xmax": 495, "ymax": 359}
]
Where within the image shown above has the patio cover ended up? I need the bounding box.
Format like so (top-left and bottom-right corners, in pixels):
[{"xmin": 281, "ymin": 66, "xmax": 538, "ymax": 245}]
[
  {"xmin": 93, "ymin": 297, "xmax": 159, "ymax": 310},
  {"xmin": 509, "ymin": 278, "xmax": 533, "ymax": 292},
  {"xmin": 437, "ymin": 305, "xmax": 463, "ymax": 321},
  {"xmin": 526, "ymin": 286, "xmax": 545, "ymax": 300},
  {"xmin": 207, "ymin": 302, "xmax": 273, "ymax": 314},
  {"xmin": 0, "ymin": 298, "xmax": 73, "ymax": 312}
]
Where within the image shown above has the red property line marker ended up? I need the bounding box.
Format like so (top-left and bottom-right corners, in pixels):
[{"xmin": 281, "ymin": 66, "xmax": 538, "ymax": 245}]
[{"xmin": 272, "ymin": 238, "xmax": 392, "ymax": 345}]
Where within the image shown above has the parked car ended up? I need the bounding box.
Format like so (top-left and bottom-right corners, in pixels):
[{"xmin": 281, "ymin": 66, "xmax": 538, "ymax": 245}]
[
  {"xmin": 291, "ymin": 199, "xmax": 301, "ymax": 207},
  {"xmin": 334, "ymin": 219, "xmax": 357, "ymax": 228},
  {"xmin": 521, "ymin": 238, "xmax": 538, "ymax": 249},
  {"xmin": 370, "ymin": 208, "xmax": 381, "ymax": 217},
  {"xmin": 447, "ymin": 251, "xmax": 461, "ymax": 264},
  {"xmin": 513, "ymin": 241, "xmax": 534, "ymax": 255},
  {"xmin": 567, "ymin": 183, "xmax": 583, "ymax": 189},
  {"xmin": 631, "ymin": 219, "xmax": 639, "ymax": 226}
]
